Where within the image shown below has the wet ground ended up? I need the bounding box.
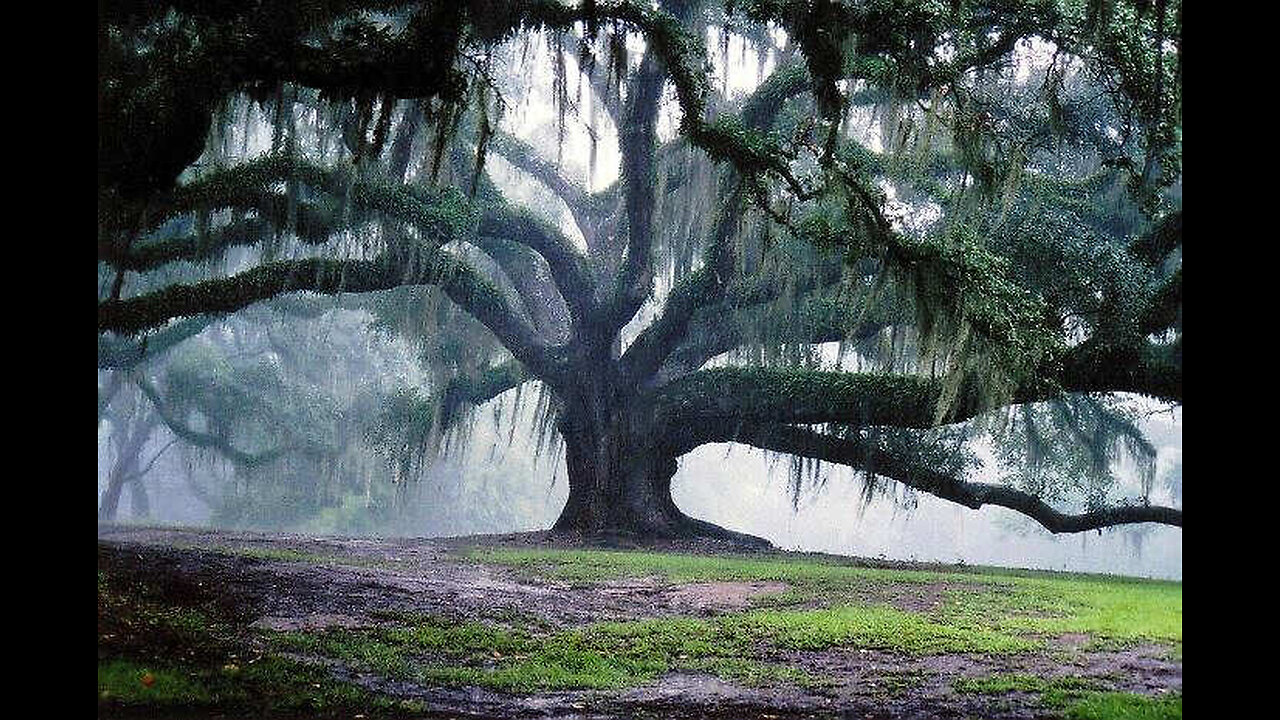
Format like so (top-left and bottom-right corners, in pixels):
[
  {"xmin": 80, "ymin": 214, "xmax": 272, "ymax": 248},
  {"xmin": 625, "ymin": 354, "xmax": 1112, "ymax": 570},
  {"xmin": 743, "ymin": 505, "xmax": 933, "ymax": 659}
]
[{"xmin": 97, "ymin": 526, "xmax": 1181, "ymax": 719}]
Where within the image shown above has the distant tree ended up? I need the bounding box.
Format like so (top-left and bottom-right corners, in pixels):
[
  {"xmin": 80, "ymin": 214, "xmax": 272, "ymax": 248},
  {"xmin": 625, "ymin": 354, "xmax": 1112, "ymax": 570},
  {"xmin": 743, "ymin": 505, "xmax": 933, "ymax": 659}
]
[
  {"xmin": 98, "ymin": 0, "xmax": 1181, "ymax": 543},
  {"xmin": 97, "ymin": 377, "xmax": 166, "ymax": 522},
  {"xmin": 98, "ymin": 302, "xmax": 493, "ymax": 531}
]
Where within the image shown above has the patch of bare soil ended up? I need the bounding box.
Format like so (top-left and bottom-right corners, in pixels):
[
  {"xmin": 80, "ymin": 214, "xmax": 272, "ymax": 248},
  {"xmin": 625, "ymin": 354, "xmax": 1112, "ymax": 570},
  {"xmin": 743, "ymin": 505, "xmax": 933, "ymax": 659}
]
[{"xmin": 97, "ymin": 526, "xmax": 1181, "ymax": 720}]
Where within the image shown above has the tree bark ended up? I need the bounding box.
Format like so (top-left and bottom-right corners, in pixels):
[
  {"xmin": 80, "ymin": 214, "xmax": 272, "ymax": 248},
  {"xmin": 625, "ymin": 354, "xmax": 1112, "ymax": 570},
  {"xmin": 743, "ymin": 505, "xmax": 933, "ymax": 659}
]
[{"xmin": 549, "ymin": 389, "xmax": 770, "ymax": 547}]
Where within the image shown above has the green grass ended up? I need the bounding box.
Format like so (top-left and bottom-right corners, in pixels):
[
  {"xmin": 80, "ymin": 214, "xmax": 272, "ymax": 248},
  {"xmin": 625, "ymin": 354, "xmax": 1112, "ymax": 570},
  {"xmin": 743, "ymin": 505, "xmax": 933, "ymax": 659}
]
[
  {"xmin": 466, "ymin": 547, "xmax": 959, "ymax": 586},
  {"xmin": 725, "ymin": 604, "xmax": 1036, "ymax": 654},
  {"xmin": 953, "ymin": 673, "xmax": 1181, "ymax": 720},
  {"xmin": 271, "ymin": 601, "xmax": 1035, "ymax": 693},
  {"xmin": 98, "ymin": 659, "xmax": 213, "ymax": 705},
  {"xmin": 98, "ymin": 656, "xmax": 412, "ymax": 716},
  {"xmin": 1058, "ymin": 691, "xmax": 1182, "ymax": 720},
  {"xmin": 470, "ymin": 547, "xmax": 1182, "ymax": 646},
  {"xmin": 214, "ymin": 544, "xmax": 402, "ymax": 569},
  {"xmin": 272, "ymin": 612, "xmax": 836, "ymax": 692}
]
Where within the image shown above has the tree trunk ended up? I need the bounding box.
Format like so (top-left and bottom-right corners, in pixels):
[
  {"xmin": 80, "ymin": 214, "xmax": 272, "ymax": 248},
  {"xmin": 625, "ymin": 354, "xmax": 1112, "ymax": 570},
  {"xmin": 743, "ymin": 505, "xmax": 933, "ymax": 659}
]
[
  {"xmin": 99, "ymin": 400, "xmax": 160, "ymax": 523},
  {"xmin": 550, "ymin": 400, "xmax": 770, "ymax": 548},
  {"xmin": 98, "ymin": 462, "xmax": 131, "ymax": 523}
]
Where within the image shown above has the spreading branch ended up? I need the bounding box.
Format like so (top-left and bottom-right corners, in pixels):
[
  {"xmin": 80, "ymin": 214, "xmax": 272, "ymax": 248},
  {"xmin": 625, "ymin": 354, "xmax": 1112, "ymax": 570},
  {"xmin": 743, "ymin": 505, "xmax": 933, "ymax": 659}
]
[
  {"xmin": 439, "ymin": 359, "xmax": 530, "ymax": 428},
  {"xmin": 99, "ymin": 244, "xmax": 561, "ymax": 378},
  {"xmin": 723, "ymin": 423, "xmax": 1181, "ymax": 533}
]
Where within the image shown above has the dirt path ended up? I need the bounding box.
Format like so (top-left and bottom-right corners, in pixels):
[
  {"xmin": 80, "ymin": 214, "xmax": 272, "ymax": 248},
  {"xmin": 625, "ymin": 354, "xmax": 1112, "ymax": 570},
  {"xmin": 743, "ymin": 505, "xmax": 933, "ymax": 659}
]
[{"xmin": 97, "ymin": 526, "xmax": 1181, "ymax": 719}]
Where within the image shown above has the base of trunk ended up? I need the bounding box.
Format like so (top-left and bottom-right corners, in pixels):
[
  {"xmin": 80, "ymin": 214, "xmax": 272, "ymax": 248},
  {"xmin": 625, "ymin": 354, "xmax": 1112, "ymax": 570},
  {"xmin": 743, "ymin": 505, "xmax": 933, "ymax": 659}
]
[{"xmin": 551, "ymin": 503, "xmax": 772, "ymax": 550}]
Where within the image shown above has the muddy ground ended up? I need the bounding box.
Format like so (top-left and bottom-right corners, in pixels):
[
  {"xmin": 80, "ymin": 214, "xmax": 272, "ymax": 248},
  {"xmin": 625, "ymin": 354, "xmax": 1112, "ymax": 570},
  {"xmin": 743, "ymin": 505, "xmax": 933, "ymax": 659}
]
[{"xmin": 97, "ymin": 526, "xmax": 1181, "ymax": 719}]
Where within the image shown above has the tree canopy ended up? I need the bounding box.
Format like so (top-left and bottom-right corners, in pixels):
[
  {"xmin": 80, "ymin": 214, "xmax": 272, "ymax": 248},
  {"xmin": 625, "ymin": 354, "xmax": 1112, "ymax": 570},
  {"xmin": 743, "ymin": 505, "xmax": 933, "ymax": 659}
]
[{"xmin": 98, "ymin": 0, "xmax": 1182, "ymax": 542}]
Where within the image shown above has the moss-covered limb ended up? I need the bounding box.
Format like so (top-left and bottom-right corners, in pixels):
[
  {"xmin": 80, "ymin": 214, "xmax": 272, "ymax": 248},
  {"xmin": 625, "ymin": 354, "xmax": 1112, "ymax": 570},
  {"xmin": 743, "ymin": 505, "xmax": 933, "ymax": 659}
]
[
  {"xmin": 1058, "ymin": 338, "xmax": 1181, "ymax": 404},
  {"xmin": 619, "ymin": 187, "xmax": 745, "ymax": 385},
  {"xmin": 107, "ymin": 203, "xmax": 337, "ymax": 273},
  {"xmin": 164, "ymin": 153, "xmax": 591, "ymax": 330},
  {"xmin": 99, "ymin": 257, "xmax": 398, "ymax": 336},
  {"xmin": 134, "ymin": 375, "xmax": 291, "ymax": 469},
  {"xmin": 476, "ymin": 203, "xmax": 596, "ymax": 325},
  {"xmin": 652, "ymin": 329, "xmax": 1180, "ymax": 434},
  {"xmin": 98, "ymin": 316, "xmax": 218, "ymax": 370},
  {"xmin": 655, "ymin": 295, "xmax": 899, "ymax": 386},
  {"xmin": 139, "ymin": 153, "xmax": 473, "ymax": 247},
  {"xmin": 719, "ymin": 423, "xmax": 1182, "ymax": 532},
  {"xmin": 438, "ymin": 359, "xmax": 530, "ymax": 428},
  {"xmin": 653, "ymin": 332, "xmax": 1179, "ymax": 445},
  {"xmin": 1139, "ymin": 267, "xmax": 1181, "ymax": 336},
  {"xmin": 740, "ymin": 59, "xmax": 810, "ymax": 131},
  {"xmin": 686, "ymin": 118, "xmax": 813, "ymax": 201},
  {"xmin": 99, "ymin": 246, "xmax": 561, "ymax": 377},
  {"xmin": 651, "ymin": 367, "xmax": 948, "ymax": 430}
]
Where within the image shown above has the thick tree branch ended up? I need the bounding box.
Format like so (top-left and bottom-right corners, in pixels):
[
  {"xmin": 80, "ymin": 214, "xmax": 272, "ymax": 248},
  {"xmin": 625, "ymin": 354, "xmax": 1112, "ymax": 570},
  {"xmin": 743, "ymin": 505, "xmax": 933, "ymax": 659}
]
[
  {"xmin": 604, "ymin": 51, "xmax": 665, "ymax": 334},
  {"xmin": 476, "ymin": 203, "xmax": 597, "ymax": 326},
  {"xmin": 468, "ymin": 235, "xmax": 571, "ymax": 342},
  {"xmin": 106, "ymin": 200, "xmax": 342, "ymax": 273},
  {"xmin": 1139, "ymin": 267, "xmax": 1181, "ymax": 336},
  {"xmin": 722, "ymin": 423, "xmax": 1182, "ymax": 533},
  {"xmin": 652, "ymin": 367, "xmax": 949, "ymax": 431},
  {"xmin": 438, "ymin": 359, "xmax": 530, "ymax": 429},
  {"xmin": 1059, "ymin": 338, "xmax": 1182, "ymax": 404},
  {"xmin": 619, "ymin": 186, "xmax": 745, "ymax": 385},
  {"xmin": 99, "ymin": 245, "xmax": 560, "ymax": 378},
  {"xmin": 651, "ymin": 338, "xmax": 1182, "ymax": 434}
]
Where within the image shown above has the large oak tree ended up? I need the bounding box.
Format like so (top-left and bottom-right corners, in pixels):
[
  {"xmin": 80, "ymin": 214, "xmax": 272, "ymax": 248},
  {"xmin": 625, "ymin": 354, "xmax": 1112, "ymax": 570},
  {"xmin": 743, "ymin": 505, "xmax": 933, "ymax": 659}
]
[{"xmin": 98, "ymin": 0, "xmax": 1182, "ymax": 543}]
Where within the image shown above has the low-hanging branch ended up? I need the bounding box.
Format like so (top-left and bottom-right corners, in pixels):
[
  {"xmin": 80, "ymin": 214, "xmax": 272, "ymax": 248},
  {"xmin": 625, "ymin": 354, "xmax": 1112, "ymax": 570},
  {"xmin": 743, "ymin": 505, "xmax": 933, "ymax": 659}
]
[
  {"xmin": 723, "ymin": 423, "xmax": 1182, "ymax": 533},
  {"xmin": 1058, "ymin": 338, "xmax": 1182, "ymax": 404},
  {"xmin": 438, "ymin": 359, "xmax": 530, "ymax": 429},
  {"xmin": 651, "ymin": 337, "xmax": 1182, "ymax": 435},
  {"xmin": 106, "ymin": 199, "xmax": 345, "ymax": 273},
  {"xmin": 652, "ymin": 367, "xmax": 950, "ymax": 431},
  {"xmin": 98, "ymin": 244, "xmax": 562, "ymax": 379}
]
